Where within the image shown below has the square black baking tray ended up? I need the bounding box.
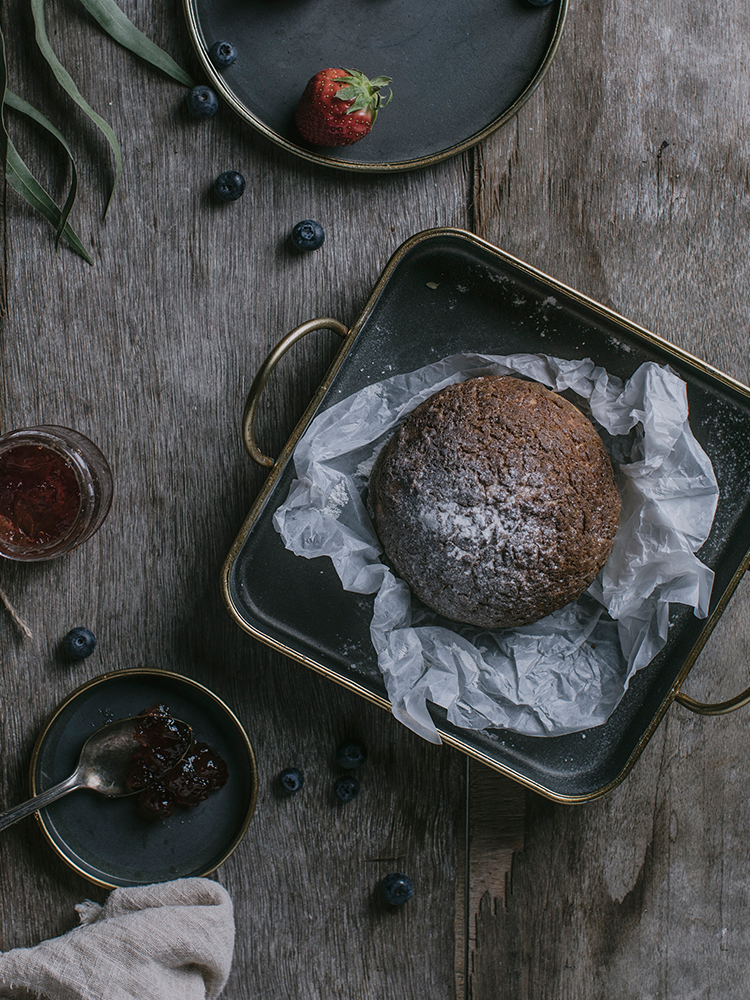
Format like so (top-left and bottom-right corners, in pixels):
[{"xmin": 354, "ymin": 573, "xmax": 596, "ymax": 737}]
[{"xmin": 222, "ymin": 228, "xmax": 750, "ymax": 802}]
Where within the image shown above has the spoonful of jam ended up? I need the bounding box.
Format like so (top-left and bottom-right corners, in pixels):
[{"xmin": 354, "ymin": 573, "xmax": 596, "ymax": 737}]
[{"xmin": 0, "ymin": 708, "xmax": 192, "ymax": 833}]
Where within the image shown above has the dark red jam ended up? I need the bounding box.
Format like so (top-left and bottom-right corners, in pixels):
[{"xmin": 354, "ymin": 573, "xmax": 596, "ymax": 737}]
[
  {"xmin": 0, "ymin": 444, "xmax": 81, "ymax": 547},
  {"xmin": 126, "ymin": 704, "xmax": 192, "ymax": 792},
  {"xmin": 129, "ymin": 704, "xmax": 229, "ymax": 820}
]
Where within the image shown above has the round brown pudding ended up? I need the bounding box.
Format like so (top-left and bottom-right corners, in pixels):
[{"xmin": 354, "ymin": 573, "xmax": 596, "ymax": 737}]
[{"xmin": 368, "ymin": 375, "xmax": 622, "ymax": 629}]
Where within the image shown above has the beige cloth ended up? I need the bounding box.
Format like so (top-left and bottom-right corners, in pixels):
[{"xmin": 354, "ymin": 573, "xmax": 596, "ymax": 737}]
[{"xmin": 0, "ymin": 878, "xmax": 235, "ymax": 1000}]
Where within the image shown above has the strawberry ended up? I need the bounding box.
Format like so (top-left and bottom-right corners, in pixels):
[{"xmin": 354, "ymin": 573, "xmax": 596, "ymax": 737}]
[{"xmin": 294, "ymin": 68, "xmax": 393, "ymax": 147}]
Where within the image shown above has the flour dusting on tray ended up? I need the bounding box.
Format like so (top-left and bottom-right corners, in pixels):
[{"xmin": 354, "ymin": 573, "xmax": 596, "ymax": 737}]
[{"xmin": 272, "ymin": 353, "xmax": 719, "ymax": 743}]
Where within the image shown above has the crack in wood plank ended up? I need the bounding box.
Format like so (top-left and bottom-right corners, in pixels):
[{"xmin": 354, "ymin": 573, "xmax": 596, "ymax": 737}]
[{"xmin": 455, "ymin": 761, "xmax": 526, "ymax": 1000}]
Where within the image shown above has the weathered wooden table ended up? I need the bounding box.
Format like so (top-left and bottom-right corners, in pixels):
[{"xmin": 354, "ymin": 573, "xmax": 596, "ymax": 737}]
[{"xmin": 1, "ymin": 0, "xmax": 749, "ymax": 996}]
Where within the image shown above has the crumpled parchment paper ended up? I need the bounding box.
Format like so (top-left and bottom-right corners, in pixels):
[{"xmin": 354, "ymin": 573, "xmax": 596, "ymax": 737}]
[{"xmin": 273, "ymin": 353, "xmax": 719, "ymax": 743}]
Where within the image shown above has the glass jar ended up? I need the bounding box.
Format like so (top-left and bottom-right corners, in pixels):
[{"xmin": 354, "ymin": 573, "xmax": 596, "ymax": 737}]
[{"xmin": 0, "ymin": 425, "xmax": 113, "ymax": 561}]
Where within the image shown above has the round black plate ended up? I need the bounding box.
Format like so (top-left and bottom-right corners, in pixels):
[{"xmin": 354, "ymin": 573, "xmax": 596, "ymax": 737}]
[
  {"xmin": 30, "ymin": 669, "xmax": 258, "ymax": 888},
  {"xmin": 184, "ymin": 0, "xmax": 567, "ymax": 171}
]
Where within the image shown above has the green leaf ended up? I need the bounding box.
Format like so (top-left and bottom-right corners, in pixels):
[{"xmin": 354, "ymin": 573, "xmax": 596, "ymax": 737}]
[
  {"xmin": 2, "ymin": 0, "xmax": 194, "ymax": 263},
  {"xmin": 76, "ymin": 0, "xmax": 195, "ymax": 88},
  {"xmin": 0, "ymin": 21, "xmax": 10, "ymax": 172},
  {"xmin": 5, "ymin": 141, "xmax": 93, "ymax": 264},
  {"xmin": 5, "ymin": 90, "xmax": 79, "ymax": 249},
  {"xmin": 0, "ymin": 21, "xmax": 91, "ymax": 262},
  {"xmin": 31, "ymin": 0, "xmax": 122, "ymax": 217}
]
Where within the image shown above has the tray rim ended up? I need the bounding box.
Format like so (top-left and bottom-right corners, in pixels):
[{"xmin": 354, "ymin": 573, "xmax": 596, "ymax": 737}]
[
  {"xmin": 221, "ymin": 226, "xmax": 750, "ymax": 803},
  {"xmin": 182, "ymin": 0, "xmax": 569, "ymax": 173}
]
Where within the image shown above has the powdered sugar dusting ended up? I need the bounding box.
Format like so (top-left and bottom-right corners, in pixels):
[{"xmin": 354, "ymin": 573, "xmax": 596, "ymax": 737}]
[
  {"xmin": 371, "ymin": 376, "xmax": 621, "ymax": 629},
  {"xmin": 419, "ymin": 495, "xmax": 544, "ymax": 565}
]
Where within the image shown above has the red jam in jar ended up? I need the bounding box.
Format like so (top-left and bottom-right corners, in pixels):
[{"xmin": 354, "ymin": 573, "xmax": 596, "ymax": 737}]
[
  {"xmin": 0, "ymin": 426, "xmax": 112, "ymax": 561},
  {"xmin": 0, "ymin": 444, "xmax": 81, "ymax": 547}
]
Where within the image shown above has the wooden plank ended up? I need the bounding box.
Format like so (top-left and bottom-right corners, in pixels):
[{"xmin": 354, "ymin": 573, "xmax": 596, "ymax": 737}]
[
  {"xmin": 456, "ymin": 762, "xmax": 526, "ymax": 1000},
  {"xmin": 3, "ymin": 0, "xmax": 747, "ymax": 995},
  {"xmin": 471, "ymin": 0, "xmax": 750, "ymax": 995}
]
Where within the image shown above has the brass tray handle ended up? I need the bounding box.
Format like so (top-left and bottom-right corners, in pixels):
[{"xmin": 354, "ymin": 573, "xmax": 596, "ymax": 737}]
[
  {"xmin": 675, "ymin": 687, "xmax": 750, "ymax": 716},
  {"xmin": 242, "ymin": 318, "xmax": 349, "ymax": 467},
  {"xmin": 674, "ymin": 565, "xmax": 750, "ymax": 716}
]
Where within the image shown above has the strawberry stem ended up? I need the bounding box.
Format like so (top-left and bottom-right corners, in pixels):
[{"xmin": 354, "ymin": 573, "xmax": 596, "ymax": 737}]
[{"xmin": 333, "ymin": 69, "xmax": 393, "ymax": 120}]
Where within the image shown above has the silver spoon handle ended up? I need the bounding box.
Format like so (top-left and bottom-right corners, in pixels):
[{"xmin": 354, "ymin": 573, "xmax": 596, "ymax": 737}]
[{"xmin": 0, "ymin": 772, "xmax": 83, "ymax": 832}]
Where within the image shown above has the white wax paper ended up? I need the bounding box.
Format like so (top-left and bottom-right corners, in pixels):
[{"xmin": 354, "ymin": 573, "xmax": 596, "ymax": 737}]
[{"xmin": 272, "ymin": 354, "xmax": 719, "ymax": 743}]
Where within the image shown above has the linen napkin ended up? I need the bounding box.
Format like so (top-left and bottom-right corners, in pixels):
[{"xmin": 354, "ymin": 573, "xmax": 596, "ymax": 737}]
[{"xmin": 0, "ymin": 878, "xmax": 235, "ymax": 1000}]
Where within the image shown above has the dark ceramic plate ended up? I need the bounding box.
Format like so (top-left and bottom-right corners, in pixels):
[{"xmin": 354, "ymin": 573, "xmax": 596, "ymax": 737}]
[
  {"xmin": 31, "ymin": 669, "xmax": 257, "ymax": 888},
  {"xmin": 183, "ymin": 0, "xmax": 567, "ymax": 171},
  {"xmin": 222, "ymin": 228, "xmax": 750, "ymax": 803}
]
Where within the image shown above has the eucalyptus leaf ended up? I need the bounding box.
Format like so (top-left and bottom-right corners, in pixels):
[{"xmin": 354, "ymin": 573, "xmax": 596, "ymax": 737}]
[
  {"xmin": 0, "ymin": 23, "xmax": 91, "ymax": 262},
  {"xmin": 0, "ymin": 22, "xmax": 9, "ymax": 171},
  {"xmin": 31, "ymin": 0, "xmax": 122, "ymax": 216},
  {"xmin": 5, "ymin": 90, "xmax": 79, "ymax": 248},
  {"xmin": 76, "ymin": 0, "xmax": 195, "ymax": 88},
  {"xmin": 6, "ymin": 141, "xmax": 93, "ymax": 263},
  {"xmin": 2, "ymin": 0, "xmax": 194, "ymax": 263}
]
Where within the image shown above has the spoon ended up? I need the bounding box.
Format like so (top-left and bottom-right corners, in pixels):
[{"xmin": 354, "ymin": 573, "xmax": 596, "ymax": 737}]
[{"xmin": 0, "ymin": 714, "xmax": 192, "ymax": 833}]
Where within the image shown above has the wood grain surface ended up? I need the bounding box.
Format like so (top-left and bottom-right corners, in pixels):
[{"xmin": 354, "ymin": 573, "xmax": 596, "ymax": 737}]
[{"xmin": 0, "ymin": 0, "xmax": 748, "ymax": 996}]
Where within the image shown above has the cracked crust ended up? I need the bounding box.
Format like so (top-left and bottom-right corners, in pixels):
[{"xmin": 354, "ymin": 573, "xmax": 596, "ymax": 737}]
[{"xmin": 369, "ymin": 375, "xmax": 622, "ymax": 629}]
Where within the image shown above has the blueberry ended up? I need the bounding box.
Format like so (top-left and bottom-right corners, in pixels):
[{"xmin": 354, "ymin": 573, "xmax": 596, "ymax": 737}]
[
  {"xmin": 334, "ymin": 775, "xmax": 360, "ymax": 802},
  {"xmin": 208, "ymin": 40, "xmax": 237, "ymax": 69},
  {"xmin": 63, "ymin": 627, "xmax": 97, "ymax": 659},
  {"xmin": 186, "ymin": 85, "xmax": 219, "ymax": 118},
  {"xmin": 380, "ymin": 872, "xmax": 414, "ymax": 906},
  {"xmin": 278, "ymin": 767, "xmax": 304, "ymax": 795},
  {"xmin": 290, "ymin": 220, "xmax": 325, "ymax": 252},
  {"xmin": 336, "ymin": 739, "xmax": 367, "ymax": 770},
  {"xmin": 213, "ymin": 170, "xmax": 246, "ymax": 202}
]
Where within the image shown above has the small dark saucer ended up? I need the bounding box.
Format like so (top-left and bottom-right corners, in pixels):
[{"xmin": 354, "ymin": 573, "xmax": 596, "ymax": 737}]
[{"xmin": 31, "ymin": 669, "xmax": 258, "ymax": 888}]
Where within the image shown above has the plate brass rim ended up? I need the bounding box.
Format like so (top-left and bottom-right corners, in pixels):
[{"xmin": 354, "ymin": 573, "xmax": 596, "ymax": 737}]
[
  {"xmin": 30, "ymin": 667, "xmax": 259, "ymax": 888},
  {"xmin": 182, "ymin": 0, "xmax": 569, "ymax": 173}
]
